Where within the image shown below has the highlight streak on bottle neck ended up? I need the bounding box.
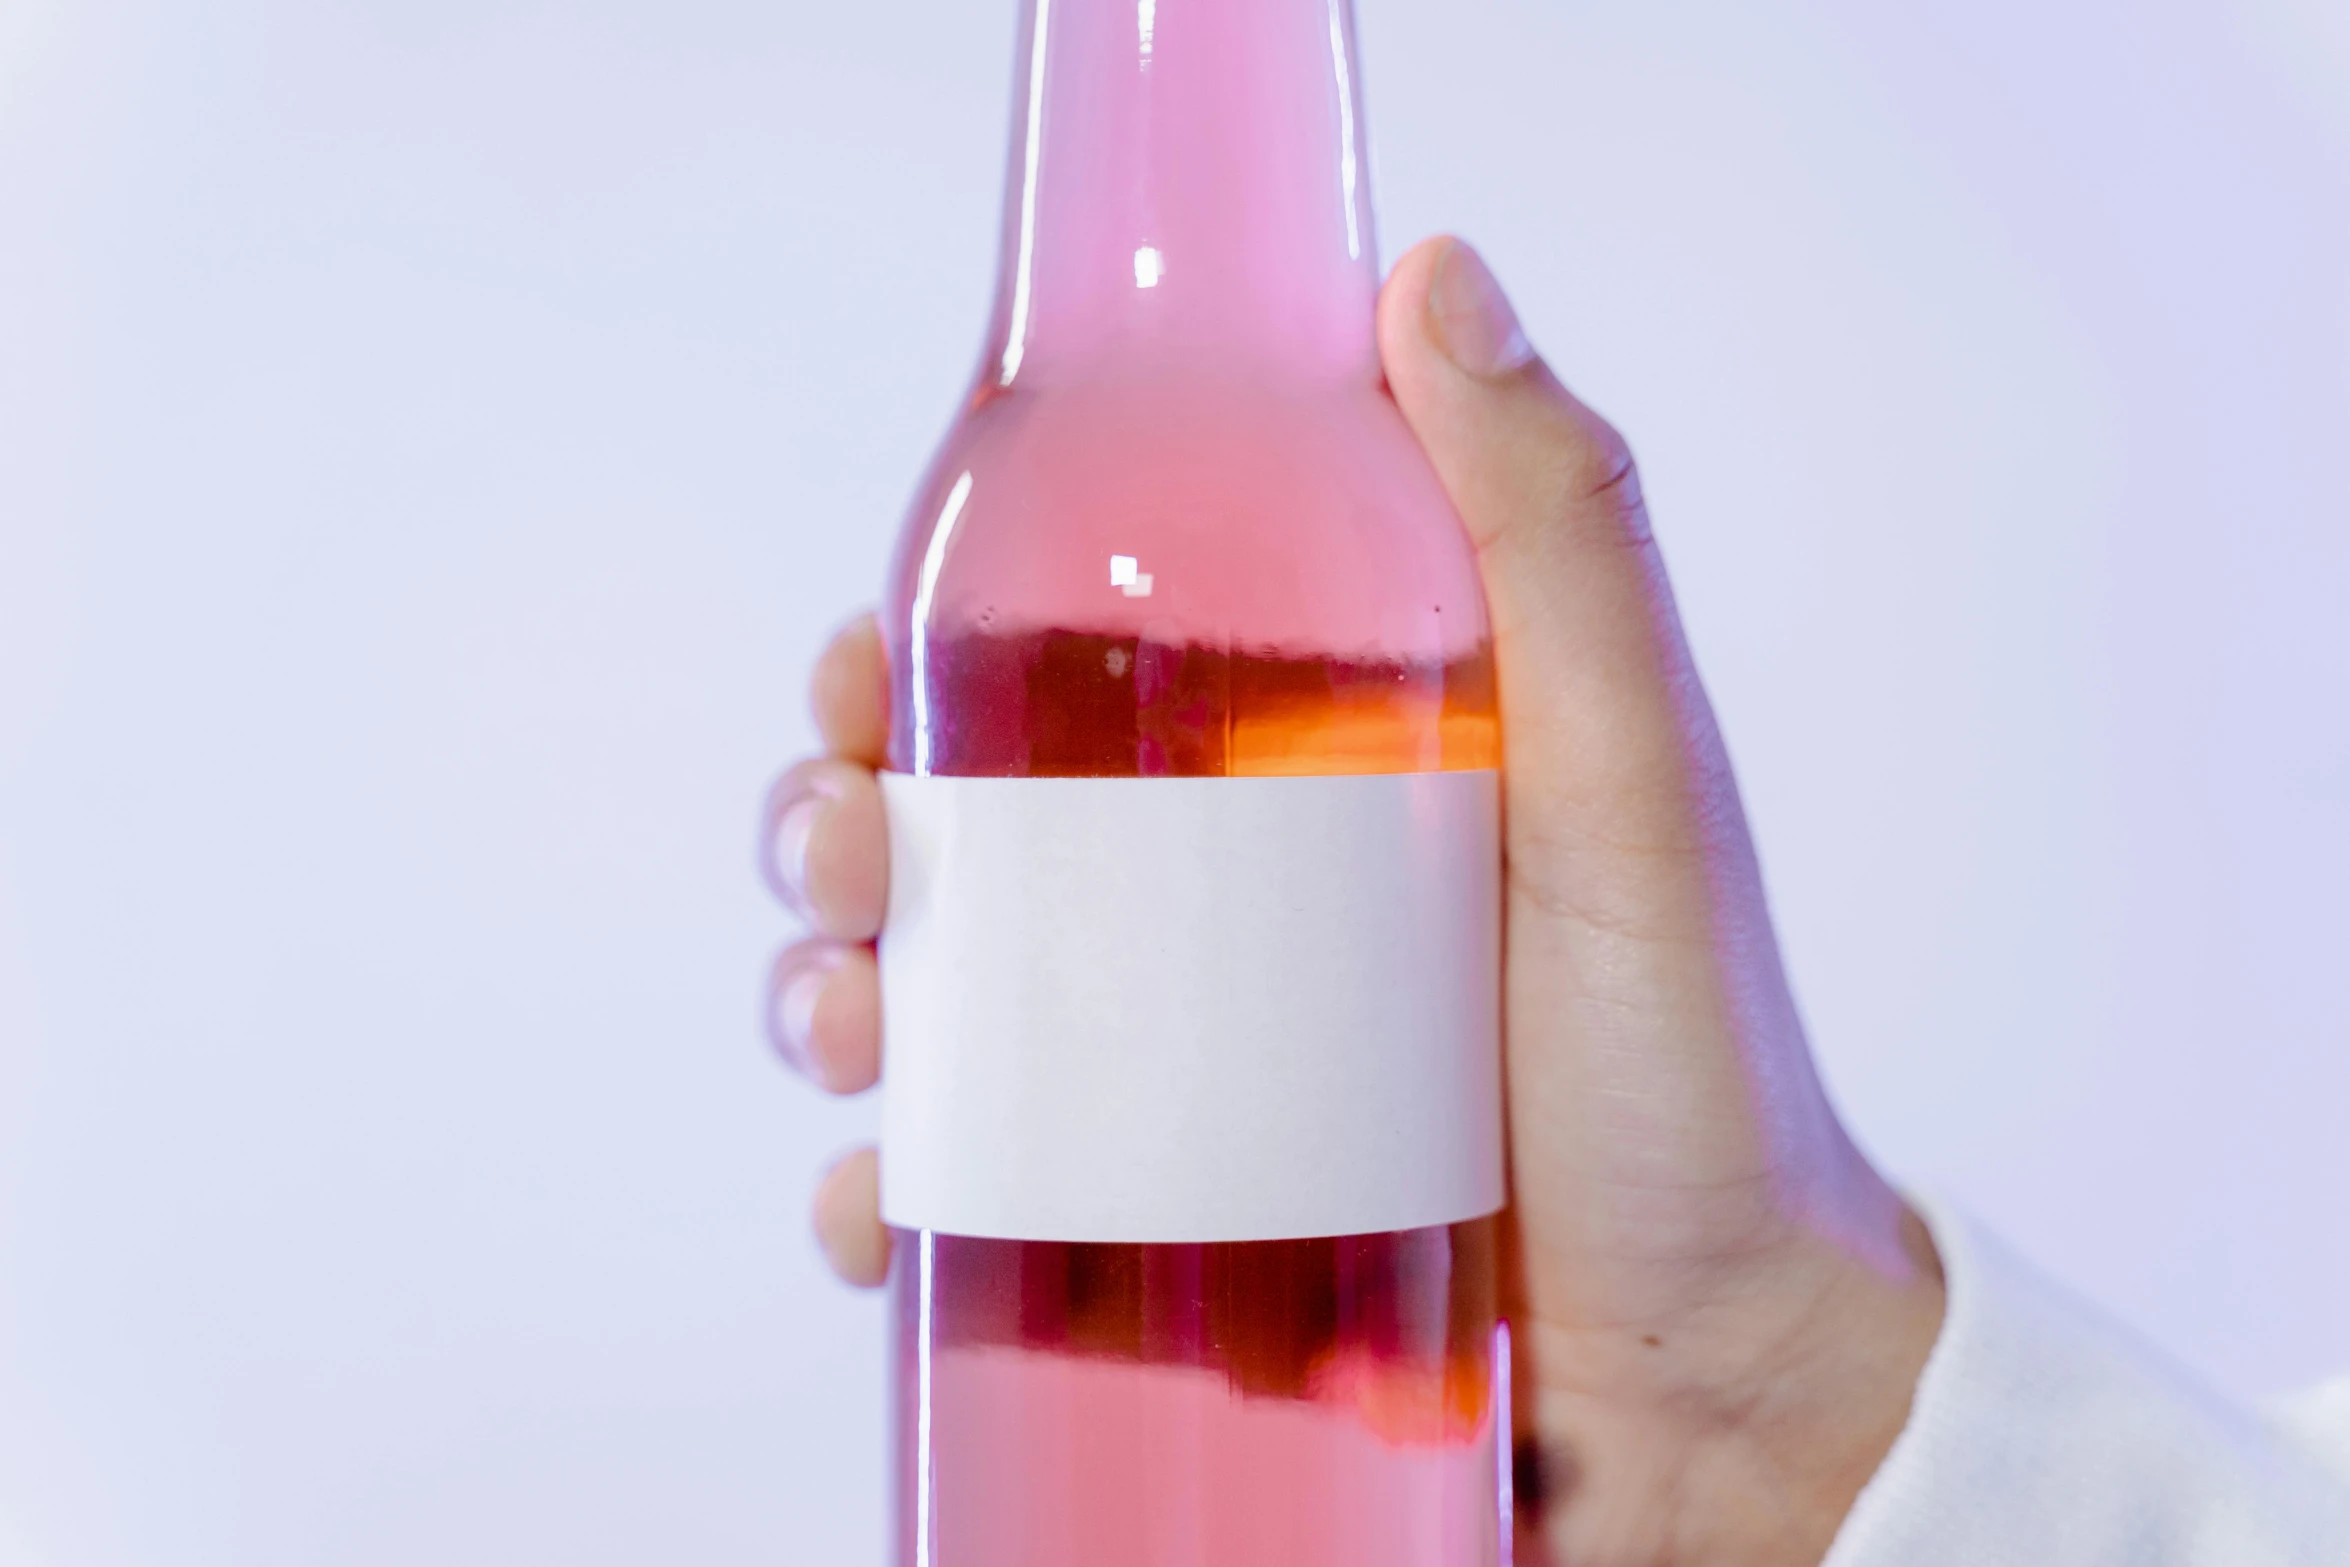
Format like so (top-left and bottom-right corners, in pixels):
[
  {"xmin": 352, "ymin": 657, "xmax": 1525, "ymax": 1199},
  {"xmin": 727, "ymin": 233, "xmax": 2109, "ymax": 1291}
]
[
  {"xmin": 987, "ymin": 0, "xmax": 1380, "ymax": 389},
  {"xmin": 907, "ymin": 470, "xmax": 975, "ymax": 777}
]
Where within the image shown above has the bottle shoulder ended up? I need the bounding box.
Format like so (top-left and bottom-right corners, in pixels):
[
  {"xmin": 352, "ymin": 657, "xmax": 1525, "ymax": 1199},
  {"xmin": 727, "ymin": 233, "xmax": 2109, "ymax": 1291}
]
[{"xmin": 884, "ymin": 374, "xmax": 1490, "ymax": 662}]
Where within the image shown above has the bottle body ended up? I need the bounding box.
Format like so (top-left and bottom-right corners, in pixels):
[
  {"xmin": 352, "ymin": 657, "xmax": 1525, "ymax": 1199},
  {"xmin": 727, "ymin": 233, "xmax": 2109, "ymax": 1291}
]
[
  {"xmin": 877, "ymin": 3, "xmax": 1503, "ymax": 1560},
  {"xmin": 880, "ymin": 382, "xmax": 1503, "ymax": 1567}
]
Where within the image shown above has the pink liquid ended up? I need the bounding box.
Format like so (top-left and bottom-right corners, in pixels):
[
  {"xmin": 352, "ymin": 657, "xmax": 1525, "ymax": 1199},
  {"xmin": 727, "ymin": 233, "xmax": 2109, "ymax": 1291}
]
[
  {"xmin": 920, "ymin": 1346, "xmax": 1495, "ymax": 1566},
  {"xmin": 878, "ymin": 2, "xmax": 1503, "ymax": 1559},
  {"xmin": 891, "ymin": 1223, "xmax": 1501, "ymax": 1567}
]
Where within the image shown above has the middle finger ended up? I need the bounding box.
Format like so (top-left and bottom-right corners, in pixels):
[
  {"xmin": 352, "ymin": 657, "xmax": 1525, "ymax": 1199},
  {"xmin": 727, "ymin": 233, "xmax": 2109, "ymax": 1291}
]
[{"xmin": 761, "ymin": 756, "xmax": 889, "ymax": 941}]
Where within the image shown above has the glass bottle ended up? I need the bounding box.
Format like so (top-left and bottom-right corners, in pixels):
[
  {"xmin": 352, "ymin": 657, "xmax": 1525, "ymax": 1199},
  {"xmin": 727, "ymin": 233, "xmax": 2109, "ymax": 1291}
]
[{"xmin": 877, "ymin": 2, "xmax": 1503, "ymax": 1562}]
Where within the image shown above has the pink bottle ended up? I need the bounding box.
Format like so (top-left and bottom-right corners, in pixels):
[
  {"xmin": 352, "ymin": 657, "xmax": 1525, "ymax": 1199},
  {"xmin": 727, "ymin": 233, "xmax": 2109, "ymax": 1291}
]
[{"xmin": 876, "ymin": 2, "xmax": 1505, "ymax": 1561}]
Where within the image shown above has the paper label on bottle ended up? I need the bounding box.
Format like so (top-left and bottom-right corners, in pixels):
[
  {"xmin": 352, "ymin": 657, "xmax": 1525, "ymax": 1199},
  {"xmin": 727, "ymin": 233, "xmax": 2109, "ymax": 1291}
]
[{"xmin": 878, "ymin": 770, "xmax": 1504, "ymax": 1243}]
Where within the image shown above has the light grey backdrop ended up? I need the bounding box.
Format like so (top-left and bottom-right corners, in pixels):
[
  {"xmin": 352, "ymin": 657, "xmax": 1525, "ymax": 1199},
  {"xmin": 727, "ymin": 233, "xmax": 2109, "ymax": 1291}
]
[{"xmin": 2, "ymin": 0, "xmax": 2345, "ymax": 1561}]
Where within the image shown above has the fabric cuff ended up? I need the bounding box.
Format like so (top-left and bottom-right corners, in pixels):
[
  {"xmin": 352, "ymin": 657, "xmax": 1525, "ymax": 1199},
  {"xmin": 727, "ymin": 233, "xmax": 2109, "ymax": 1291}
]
[{"xmin": 1821, "ymin": 1197, "xmax": 2350, "ymax": 1567}]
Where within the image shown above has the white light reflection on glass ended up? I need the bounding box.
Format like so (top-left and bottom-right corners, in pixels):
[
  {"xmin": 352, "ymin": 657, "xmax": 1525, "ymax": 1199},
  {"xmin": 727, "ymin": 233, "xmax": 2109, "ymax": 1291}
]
[
  {"xmin": 909, "ymin": 471, "xmax": 975, "ymax": 775},
  {"xmin": 1496, "ymin": 1317, "xmax": 1514, "ymax": 1565},
  {"xmin": 1109, "ymin": 553, "xmax": 1153, "ymax": 597},
  {"xmin": 915, "ymin": 1228, "xmax": 938, "ymax": 1567},
  {"xmin": 1137, "ymin": 0, "xmax": 1155, "ymax": 65},
  {"xmin": 1326, "ymin": 0, "xmax": 1361, "ymax": 261},
  {"xmin": 1133, "ymin": 245, "xmax": 1163, "ymax": 288},
  {"xmin": 999, "ymin": 0, "xmax": 1054, "ymax": 386}
]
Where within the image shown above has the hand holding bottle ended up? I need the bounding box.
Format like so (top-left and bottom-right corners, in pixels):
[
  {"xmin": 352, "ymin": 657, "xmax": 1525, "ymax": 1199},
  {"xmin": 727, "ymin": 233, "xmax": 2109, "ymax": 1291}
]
[{"xmin": 764, "ymin": 239, "xmax": 1946, "ymax": 1564}]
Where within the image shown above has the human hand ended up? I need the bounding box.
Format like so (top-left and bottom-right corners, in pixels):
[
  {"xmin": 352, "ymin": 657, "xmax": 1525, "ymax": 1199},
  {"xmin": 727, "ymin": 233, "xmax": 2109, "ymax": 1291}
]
[{"xmin": 760, "ymin": 237, "xmax": 1944, "ymax": 1566}]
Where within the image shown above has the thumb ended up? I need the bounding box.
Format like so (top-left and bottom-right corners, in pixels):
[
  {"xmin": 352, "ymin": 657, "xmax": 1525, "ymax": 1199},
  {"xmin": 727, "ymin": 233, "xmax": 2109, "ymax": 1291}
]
[
  {"xmin": 1381, "ymin": 243, "xmax": 1943, "ymax": 1562},
  {"xmin": 1380, "ymin": 236, "xmax": 1718, "ymax": 937},
  {"xmin": 1376, "ymin": 237, "xmax": 1899, "ymax": 1279}
]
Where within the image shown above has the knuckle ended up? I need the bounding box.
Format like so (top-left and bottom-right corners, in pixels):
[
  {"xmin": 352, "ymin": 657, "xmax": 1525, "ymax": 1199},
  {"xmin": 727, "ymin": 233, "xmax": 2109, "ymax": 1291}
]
[
  {"xmin": 1551, "ymin": 419, "xmax": 1651, "ymax": 550},
  {"xmin": 1489, "ymin": 403, "xmax": 1655, "ymax": 574}
]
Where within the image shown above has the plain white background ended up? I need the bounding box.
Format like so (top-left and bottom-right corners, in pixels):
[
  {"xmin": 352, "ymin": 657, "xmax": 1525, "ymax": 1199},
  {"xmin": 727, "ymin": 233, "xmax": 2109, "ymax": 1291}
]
[{"xmin": 2, "ymin": 0, "xmax": 2345, "ymax": 1560}]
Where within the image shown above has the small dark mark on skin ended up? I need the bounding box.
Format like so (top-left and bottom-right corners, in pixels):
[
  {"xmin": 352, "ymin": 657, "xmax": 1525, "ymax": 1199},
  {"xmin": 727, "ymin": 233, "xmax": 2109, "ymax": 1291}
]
[
  {"xmin": 1642, "ymin": 1333, "xmax": 1662, "ymax": 1347},
  {"xmin": 1513, "ymin": 1441, "xmax": 1549, "ymax": 1514},
  {"xmin": 1514, "ymin": 1439, "xmax": 1577, "ymax": 1520}
]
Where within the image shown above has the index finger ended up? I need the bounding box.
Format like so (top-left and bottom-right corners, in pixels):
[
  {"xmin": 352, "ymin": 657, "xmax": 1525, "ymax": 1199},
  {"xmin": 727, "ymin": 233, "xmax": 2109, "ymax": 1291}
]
[{"xmin": 812, "ymin": 613, "xmax": 890, "ymax": 768}]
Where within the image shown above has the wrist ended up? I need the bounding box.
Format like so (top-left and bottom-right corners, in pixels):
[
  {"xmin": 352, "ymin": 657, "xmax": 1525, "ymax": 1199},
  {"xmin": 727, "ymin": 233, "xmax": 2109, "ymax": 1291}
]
[{"xmin": 1518, "ymin": 1208, "xmax": 1946, "ymax": 1566}]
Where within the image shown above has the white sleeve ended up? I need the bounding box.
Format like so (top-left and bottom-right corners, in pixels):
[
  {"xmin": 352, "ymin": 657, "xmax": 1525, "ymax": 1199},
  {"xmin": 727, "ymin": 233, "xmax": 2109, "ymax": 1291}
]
[{"xmin": 1822, "ymin": 1201, "xmax": 2350, "ymax": 1567}]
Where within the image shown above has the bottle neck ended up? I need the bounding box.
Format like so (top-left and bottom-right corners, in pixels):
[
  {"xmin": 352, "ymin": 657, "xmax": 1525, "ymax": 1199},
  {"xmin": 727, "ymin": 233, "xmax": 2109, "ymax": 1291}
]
[{"xmin": 981, "ymin": 0, "xmax": 1381, "ymax": 390}]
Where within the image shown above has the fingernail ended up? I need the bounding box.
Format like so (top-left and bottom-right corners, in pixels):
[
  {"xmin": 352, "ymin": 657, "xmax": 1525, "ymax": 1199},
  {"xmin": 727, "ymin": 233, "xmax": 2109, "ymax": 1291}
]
[
  {"xmin": 1427, "ymin": 239, "xmax": 1535, "ymax": 377},
  {"xmin": 768, "ymin": 949, "xmax": 836, "ymax": 1082},
  {"xmin": 761, "ymin": 780, "xmax": 828, "ymax": 919}
]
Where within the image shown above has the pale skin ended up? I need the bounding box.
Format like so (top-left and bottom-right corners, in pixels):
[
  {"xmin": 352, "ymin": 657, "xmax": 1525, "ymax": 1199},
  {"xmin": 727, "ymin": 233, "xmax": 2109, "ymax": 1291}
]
[{"xmin": 761, "ymin": 237, "xmax": 1947, "ymax": 1565}]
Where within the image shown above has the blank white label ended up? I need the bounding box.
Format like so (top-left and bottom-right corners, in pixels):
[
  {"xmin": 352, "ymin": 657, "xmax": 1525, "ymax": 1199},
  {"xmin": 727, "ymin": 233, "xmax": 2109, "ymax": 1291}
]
[{"xmin": 878, "ymin": 770, "xmax": 1503, "ymax": 1243}]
